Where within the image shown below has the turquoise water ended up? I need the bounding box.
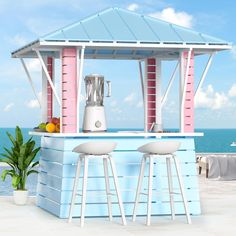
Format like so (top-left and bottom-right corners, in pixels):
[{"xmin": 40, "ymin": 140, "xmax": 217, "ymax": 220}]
[
  {"xmin": 194, "ymin": 129, "xmax": 236, "ymax": 153},
  {"xmin": 0, "ymin": 128, "xmax": 236, "ymax": 154},
  {"xmin": 1, "ymin": 128, "xmax": 236, "ymax": 195}
]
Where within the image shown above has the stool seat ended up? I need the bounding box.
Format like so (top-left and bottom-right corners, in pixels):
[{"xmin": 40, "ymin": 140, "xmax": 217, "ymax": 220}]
[
  {"xmin": 138, "ymin": 141, "xmax": 180, "ymax": 155},
  {"xmin": 73, "ymin": 141, "xmax": 117, "ymax": 155}
]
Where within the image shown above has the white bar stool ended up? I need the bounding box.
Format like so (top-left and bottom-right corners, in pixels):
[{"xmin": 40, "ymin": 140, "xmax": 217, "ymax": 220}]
[
  {"xmin": 68, "ymin": 141, "xmax": 127, "ymax": 227},
  {"xmin": 132, "ymin": 141, "xmax": 192, "ymax": 226}
]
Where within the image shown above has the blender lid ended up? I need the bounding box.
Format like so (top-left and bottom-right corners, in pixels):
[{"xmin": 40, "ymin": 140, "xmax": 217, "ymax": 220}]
[{"xmin": 85, "ymin": 74, "xmax": 104, "ymax": 80}]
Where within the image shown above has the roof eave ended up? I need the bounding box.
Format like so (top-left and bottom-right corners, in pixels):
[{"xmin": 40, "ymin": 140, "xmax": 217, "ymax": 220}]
[
  {"xmin": 11, "ymin": 40, "xmax": 40, "ymax": 58},
  {"xmin": 39, "ymin": 40, "xmax": 232, "ymax": 50},
  {"xmin": 11, "ymin": 40, "xmax": 232, "ymax": 59}
]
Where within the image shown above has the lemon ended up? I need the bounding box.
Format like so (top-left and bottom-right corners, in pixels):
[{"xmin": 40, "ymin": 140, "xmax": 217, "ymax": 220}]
[{"xmin": 46, "ymin": 123, "xmax": 56, "ymax": 133}]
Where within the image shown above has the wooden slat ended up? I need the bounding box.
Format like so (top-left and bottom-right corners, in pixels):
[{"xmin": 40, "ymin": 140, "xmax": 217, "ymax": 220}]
[
  {"xmin": 40, "ymin": 148, "xmax": 196, "ymax": 164},
  {"xmin": 37, "ymin": 183, "xmax": 200, "ymax": 204},
  {"xmin": 38, "ymin": 172, "xmax": 199, "ymax": 191},
  {"xmin": 39, "ymin": 160, "xmax": 197, "ymax": 178},
  {"xmin": 37, "ymin": 195, "xmax": 201, "ymax": 218},
  {"xmin": 41, "ymin": 137, "xmax": 195, "ymax": 151}
]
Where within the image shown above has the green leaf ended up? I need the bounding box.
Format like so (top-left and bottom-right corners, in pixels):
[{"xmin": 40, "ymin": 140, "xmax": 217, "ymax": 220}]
[
  {"xmin": 25, "ymin": 140, "xmax": 35, "ymax": 157},
  {"xmin": 18, "ymin": 144, "xmax": 27, "ymax": 170},
  {"xmin": 2, "ymin": 147, "xmax": 17, "ymax": 163},
  {"xmin": 12, "ymin": 175, "xmax": 21, "ymax": 189},
  {"xmin": 3, "ymin": 147, "xmax": 13, "ymax": 156},
  {"xmin": 1, "ymin": 152, "xmax": 11, "ymax": 159},
  {"xmin": 15, "ymin": 126, "xmax": 23, "ymax": 146},
  {"xmin": 6, "ymin": 132, "xmax": 16, "ymax": 148},
  {"xmin": 26, "ymin": 137, "xmax": 33, "ymax": 144},
  {"xmin": 24, "ymin": 147, "xmax": 40, "ymax": 168},
  {"xmin": 1, "ymin": 169, "xmax": 15, "ymax": 181},
  {"xmin": 30, "ymin": 161, "xmax": 39, "ymax": 169},
  {"xmin": 0, "ymin": 157, "xmax": 16, "ymax": 169},
  {"xmin": 27, "ymin": 170, "xmax": 38, "ymax": 176}
]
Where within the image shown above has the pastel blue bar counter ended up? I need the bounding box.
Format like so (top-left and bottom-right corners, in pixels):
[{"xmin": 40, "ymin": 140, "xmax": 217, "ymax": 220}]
[{"xmin": 32, "ymin": 132, "xmax": 202, "ymax": 218}]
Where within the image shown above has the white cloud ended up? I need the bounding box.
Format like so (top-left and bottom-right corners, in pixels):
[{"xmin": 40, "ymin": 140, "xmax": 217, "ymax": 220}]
[
  {"xmin": 9, "ymin": 34, "xmax": 28, "ymax": 46},
  {"xmin": 26, "ymin": 92, "xmax": 41, "ymax": 109},
  {"xmin": 124, "ymin": 92, "xmax": 136, "ymax": 104},
  {"xmin": 3, "ymin": 103, "xmax": 14, "ymax": 112},
  {"xmin": 127, "ymin": 3, "xmax": 139, "ymax": 11},
  {"xmin": 195, "ymin": 84, "xmax": 229, "ymax": 110},
  {"xmin": 230, "ymin": 46, "xmax": 236, "ymax": 60},
  {"xmin": 111, "ymin": 107, "xmax": 122, "ymax": 114},
  {"xmin": 228, "ymin": 84, "xmax": 236, "ymax": 97},
  {"xmin": 136, "ymin": 100, "xmax": 143, "ymax": 108},
  {"xmin": 27, "ymin": 59, "xmax": 41, "ymax": 72},
  {"xmin": 163, "ymin": 100, "xmax": 177, "ymax": 114},
  {"xmin": 25, "ymin": 17, "xmax": 71, "ymax": 36},
  {"xmin": 149, "ymin": 7, "xmax": 193, "ymax": 28},
  {"xmin": 26, "ymin": 99, "xmax": 40, "ymax": 109},
  {"xmin": 110, "ymin": 100, "xmax": 117, "ymax": 107}
]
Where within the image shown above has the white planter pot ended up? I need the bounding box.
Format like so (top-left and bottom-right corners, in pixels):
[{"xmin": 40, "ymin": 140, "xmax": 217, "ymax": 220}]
[{"xmin": 13, "ymin": 190, "xmax": 28, "ymax": 205}]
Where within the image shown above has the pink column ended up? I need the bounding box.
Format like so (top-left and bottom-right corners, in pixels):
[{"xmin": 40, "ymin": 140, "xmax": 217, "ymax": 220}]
[
  {"xmin": 47, "ymin": 57, "xmax": 53, "ymax": 122},
  {"xmin": 62, "ymin": 48, "xmax": 77, "ymax": 133},
  {"xmin": 182, "ymin": 50, "xmax": 194, "ymax": 132},
  {"xmin": 146, "ymin": 58, "xmax": 156, "ymax": 131}
]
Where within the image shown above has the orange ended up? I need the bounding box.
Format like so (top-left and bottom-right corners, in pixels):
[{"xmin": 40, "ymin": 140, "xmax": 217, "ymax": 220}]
[
  {"xmin": 46, "ymin": 123, "xmax": 56, "ymax": 133},
  {"xmin": 55, "ymin": 123, "xmax": 60, "ymax": 133}
]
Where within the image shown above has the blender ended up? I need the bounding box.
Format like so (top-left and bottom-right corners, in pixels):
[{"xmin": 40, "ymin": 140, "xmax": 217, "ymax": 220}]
[{"xmin": 82, "ymin": 74, "xmax": 111, "ymax": 132}]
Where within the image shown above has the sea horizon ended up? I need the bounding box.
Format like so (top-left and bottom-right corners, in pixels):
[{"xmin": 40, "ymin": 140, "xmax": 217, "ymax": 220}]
[{"xmin": 0, "ymin": 127, "xmax": 236, "ymax": 153}]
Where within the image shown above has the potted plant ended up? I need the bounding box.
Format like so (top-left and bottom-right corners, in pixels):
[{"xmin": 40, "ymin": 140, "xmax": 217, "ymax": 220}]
[{"xmin": 0, "ymin": 126, "xmax": 40, "ymax": 205}]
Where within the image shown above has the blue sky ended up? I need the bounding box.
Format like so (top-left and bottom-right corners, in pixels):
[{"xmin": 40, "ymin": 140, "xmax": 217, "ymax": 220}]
[{"xmin": 0, "ymin": 0, "xmax": 236, "ymax": 129}]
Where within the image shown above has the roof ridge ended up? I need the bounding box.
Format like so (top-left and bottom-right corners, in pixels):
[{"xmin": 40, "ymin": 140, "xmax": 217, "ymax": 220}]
[
  {"xmin": 142, "ymin": 15, "xmax": 161, "ymax": 41},
  {"xmin": 114, "ymin": 8, "xmax": 138, "ymax": 41},
  {"xmin": 41, "ymin": 7, "xmax": 115, "ymax": 40},
  {"xmin": 169, "ymin": 24, "xmax": 185, "ymax": 42}
]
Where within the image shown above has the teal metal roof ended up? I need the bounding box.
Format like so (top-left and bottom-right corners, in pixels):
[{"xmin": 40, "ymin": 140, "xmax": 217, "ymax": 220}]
[
  {"xmin": 12, "ymin": 7, "xmax": 231, "ymax": 59},
  {"xmin": 41, "ymin": 7, "xmax": 229, "ymax": 45}
]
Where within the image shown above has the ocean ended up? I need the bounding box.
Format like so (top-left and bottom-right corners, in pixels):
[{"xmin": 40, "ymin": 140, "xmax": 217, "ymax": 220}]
[
  {"xmin": 0, "ymin": 128, "xmax": 236, "ymax": 195},
  {"xmin": 0, "ymin": 128, "xmax": 236, "ymax": 154}
]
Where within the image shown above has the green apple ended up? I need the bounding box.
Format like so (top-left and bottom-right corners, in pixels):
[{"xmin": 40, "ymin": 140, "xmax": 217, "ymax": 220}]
[{"xmin": 39, "ymin": 123, "xmax": 46, "ymax": 131}]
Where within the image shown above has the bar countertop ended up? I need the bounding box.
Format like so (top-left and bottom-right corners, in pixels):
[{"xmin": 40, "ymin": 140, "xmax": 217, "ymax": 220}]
[{"xmin": 29, "ymin": 131, "xmax": 203, "ymax": 138}]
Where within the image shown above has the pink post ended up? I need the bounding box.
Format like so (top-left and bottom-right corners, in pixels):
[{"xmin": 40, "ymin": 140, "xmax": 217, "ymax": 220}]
[
  {"xmin": 146, "ymin": 58, "xmax": 156, "ymax": 131},
  {"xmin": 182, "ymin": 51, "xmax": 194, "ymax": 132},
  {"xmin": 47, "ymin": 57, "xmax": 53, "ymax": 122},
  {"xmin": 62, "ymin": 48, "xmax": 77, "ymax": 133}
]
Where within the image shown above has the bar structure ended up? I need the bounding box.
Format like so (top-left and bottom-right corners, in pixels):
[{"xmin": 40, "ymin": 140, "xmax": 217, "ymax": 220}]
[
  {"xmin": 13, "ymin": 8, "xmax": 231, "ymax": 133},
  {"xmin": 47, "ymin": 57, "xmax": 54, "ymax": 122},
  {"xmin": 61, "ymin": 48, "xmax": 77, "ymax": 133},
  {"xmin": 12, "ymin": 7, "xmax": 232, "ymax": 219},
  {"xmin": 180, "ymin": 50, "xmax": 195, "ymax": 133},
  {"xmin": 145, "ymin": 58, "xmax": 156, "ymax": 131},
  {"xmin": 35, "ymin": 134, "xmax": 199, "ymax": 218}
]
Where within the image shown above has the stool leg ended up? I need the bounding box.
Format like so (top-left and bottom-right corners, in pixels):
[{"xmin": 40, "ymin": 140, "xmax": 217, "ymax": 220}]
[
  {"xmin": 166, "ymin": 157, "xmax": 175, "ymax": 220},
  {"xmin": 172, "ymin": 155, "xmax": 192, "ymax": 224},
  {"xmin": 199, "ymin": 166, "xmax": 202, "ymax": 175},
  {"xmin": 108, "ymin": 156, "xmax": 127, "ymax": 226},
  {"xmin": 147, "ymin": 156, "xmax": 154, "ymax": 226},
  {"xmin": 68, "ymin": 157, "xmax": 82, "ymax": 223},
  {"xmin": 132, "ymin": 156, "xmax": 146, "ymax": 222},
  {"xmin": 80, "ymin": 157, "xmax": 89, "ymax": 227},
  {"xmin": 103, "ymin": 158, "xmax": 113, "ymax": 221}
]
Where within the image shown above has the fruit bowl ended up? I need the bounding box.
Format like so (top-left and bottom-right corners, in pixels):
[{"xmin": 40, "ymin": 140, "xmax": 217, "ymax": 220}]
[
  {"xmin": 34, "ymin": 117, "xmax": 60, "ymax": 133},
  {"xmin": 33, "ymin": 128, "xmax": 46, "ymax": 132}
]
